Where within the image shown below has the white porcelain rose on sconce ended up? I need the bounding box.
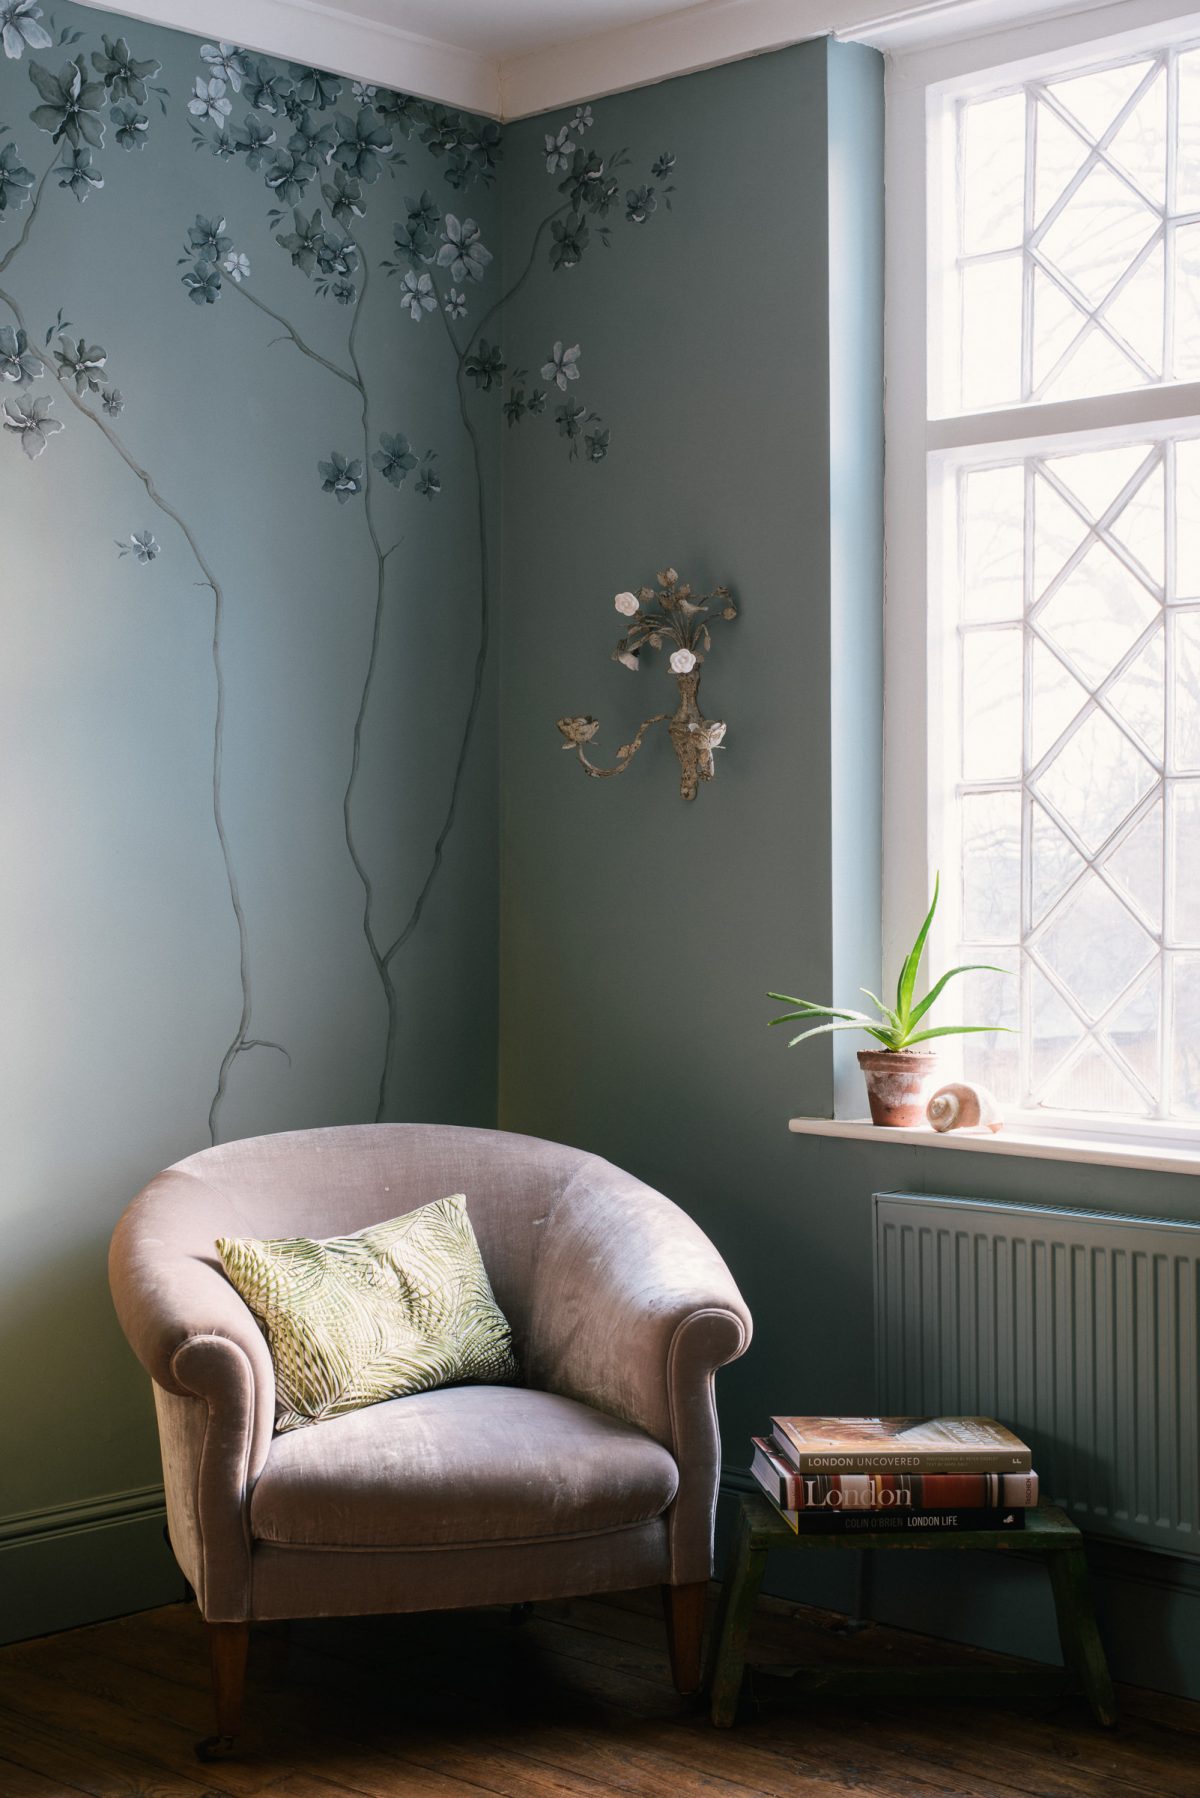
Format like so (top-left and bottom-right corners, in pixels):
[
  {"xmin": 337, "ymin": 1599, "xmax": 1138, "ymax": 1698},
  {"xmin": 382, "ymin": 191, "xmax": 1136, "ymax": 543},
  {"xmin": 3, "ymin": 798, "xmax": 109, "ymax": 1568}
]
[{"xmin": 556, "ymin": 567, "xmax": 737, "ymax": 801}]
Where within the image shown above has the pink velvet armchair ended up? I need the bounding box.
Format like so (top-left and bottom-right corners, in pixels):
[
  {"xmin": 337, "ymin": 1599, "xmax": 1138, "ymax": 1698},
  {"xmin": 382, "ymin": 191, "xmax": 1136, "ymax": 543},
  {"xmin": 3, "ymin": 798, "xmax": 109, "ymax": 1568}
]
[{"xmin": 108, "ymin": 1123, "xmax": 752, "ymax": 1756}]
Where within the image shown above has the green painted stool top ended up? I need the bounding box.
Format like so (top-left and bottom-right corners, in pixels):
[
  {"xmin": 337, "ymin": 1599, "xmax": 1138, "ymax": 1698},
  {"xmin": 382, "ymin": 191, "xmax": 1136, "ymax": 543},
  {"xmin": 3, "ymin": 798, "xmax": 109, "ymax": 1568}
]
[{"xmin": 742, "ymin": 1491, "xmax": 1082, "ymax": 1552}]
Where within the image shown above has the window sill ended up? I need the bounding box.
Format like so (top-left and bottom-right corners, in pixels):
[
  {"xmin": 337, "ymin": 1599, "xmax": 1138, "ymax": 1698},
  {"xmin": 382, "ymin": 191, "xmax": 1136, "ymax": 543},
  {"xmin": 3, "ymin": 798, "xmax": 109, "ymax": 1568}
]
[{"xmin": 787, "ymin": 1116, "xmax": 1200, "ymax": 1176}]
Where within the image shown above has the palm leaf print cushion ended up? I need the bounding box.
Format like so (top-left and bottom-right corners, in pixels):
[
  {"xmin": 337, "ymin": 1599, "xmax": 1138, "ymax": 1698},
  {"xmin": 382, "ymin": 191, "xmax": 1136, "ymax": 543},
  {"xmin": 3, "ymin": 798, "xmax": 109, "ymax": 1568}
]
[{"xmin": 216, "ymin": 1194, "xmax": 517, "ymax": 1432}]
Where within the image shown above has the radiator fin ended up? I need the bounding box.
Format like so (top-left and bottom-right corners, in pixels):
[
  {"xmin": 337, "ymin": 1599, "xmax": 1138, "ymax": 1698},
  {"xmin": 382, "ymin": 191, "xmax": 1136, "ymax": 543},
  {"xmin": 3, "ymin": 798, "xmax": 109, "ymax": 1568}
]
[{"xmin": 874, "ymin": 1194, "xmax": 1200, "ymax": 1558}]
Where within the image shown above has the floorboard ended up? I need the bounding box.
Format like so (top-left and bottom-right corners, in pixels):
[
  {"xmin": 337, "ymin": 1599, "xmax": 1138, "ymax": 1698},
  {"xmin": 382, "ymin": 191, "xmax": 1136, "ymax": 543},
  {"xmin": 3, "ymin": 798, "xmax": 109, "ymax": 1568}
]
[{"xmin": 0, "ymin": 1589, "xmax": 1196, "ymax": 1798}]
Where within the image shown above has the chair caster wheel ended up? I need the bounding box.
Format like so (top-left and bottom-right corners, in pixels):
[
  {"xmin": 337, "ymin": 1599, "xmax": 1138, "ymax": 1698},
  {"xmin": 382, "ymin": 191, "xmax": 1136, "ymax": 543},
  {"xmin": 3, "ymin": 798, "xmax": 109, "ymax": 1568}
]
[{"xmin": 195, "ymin": 1734, "xmax": 238, "ymax": 1762}]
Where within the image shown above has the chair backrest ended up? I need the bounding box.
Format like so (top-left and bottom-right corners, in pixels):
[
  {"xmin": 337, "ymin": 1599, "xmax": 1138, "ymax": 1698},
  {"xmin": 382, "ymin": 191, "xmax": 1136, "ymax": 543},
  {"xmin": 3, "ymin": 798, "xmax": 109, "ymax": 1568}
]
[{"xmin": 119, "ymin": 1123, "xmax": 601, "ymax": 1350}]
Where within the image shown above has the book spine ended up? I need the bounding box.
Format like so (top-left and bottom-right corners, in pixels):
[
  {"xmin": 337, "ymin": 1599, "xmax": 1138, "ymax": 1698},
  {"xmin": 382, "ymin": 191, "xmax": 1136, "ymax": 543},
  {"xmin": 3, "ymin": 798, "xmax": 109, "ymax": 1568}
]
[
  {"xmin": 788, "ymin": 1505, "xmax": 1026, "ymax": 1535},
  {"xmin": 769, "ymin": 1418, "xmax": 1032, "ymax": 1473},
  {"xmin": 751, "ymin": 1444, "xmax": 1038, "ymax": 1511},
  {"xmin": 753, "ymin": 1476, "xmax": 1026, "ymax": 1536},
  {"xmin": 774, "ymin": 1447, "xmax": 1032, "ymax": 1473}
]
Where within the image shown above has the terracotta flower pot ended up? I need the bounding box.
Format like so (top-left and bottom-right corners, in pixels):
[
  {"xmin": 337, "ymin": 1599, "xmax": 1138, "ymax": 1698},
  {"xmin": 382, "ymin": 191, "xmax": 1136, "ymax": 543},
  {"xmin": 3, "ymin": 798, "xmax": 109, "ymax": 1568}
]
[{"xmin": 857, "ymin": 1048, "xmax": 938, "ymax": 1127}]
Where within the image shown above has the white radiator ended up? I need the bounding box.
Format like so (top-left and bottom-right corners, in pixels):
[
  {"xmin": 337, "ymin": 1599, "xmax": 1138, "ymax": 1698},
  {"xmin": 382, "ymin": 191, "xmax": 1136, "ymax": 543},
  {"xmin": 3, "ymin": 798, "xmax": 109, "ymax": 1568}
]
[{"xmin": 874, "ymin": 1193, "xmax": 1200, "ymax": 1558}]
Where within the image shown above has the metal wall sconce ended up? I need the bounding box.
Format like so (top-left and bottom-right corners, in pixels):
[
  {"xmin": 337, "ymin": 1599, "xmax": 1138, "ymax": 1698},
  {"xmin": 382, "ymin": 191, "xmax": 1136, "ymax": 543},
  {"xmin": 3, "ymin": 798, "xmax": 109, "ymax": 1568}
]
[{"xmin": 556, "ymin": 568, "xmax": 737, "ymax": 801}]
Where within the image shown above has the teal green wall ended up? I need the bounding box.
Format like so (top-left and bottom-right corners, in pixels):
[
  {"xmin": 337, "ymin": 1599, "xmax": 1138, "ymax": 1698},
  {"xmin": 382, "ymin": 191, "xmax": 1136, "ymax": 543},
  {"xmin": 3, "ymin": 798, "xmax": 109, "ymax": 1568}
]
[
  {"xmin": 499, "ymin": 32, "xmax": 883, "ymax": 1513},
  {"xmin": 0, "ymin": 0, "xmax": 504, "ymax": 1617},
  {"xmin": 498, "ymin": 42, "xmax": 1200, "ymax": 1699},
  {"xmin": 5, "ymin": 4, "xmax": 1198, "ymax": 1696}
]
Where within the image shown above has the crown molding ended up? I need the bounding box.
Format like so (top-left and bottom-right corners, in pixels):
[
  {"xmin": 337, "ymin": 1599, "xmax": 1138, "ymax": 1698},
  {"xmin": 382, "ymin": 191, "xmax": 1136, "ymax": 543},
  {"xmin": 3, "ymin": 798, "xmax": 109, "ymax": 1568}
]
[
  {"xmin": 64, "ymin": 0, "xmax": 1184, "ymax": 120},
  {"xmin": 66, "ymin": 0, "xmax": 503, "ymax": 116},
  {"xmin": 497, "ymin": 0, "xmax": 1165, "ymax": 115},
  {"xmin": 500, "ymin": 0, "xmax": 817, "ymax": 116}
]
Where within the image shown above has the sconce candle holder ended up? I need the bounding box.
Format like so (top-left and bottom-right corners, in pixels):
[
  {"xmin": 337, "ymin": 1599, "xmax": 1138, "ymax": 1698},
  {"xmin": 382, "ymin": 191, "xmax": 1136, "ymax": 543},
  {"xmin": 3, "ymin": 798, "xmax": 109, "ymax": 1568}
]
[{"xmin": 556, "ymin": 568, "xmax": 737, "ymax": 801}]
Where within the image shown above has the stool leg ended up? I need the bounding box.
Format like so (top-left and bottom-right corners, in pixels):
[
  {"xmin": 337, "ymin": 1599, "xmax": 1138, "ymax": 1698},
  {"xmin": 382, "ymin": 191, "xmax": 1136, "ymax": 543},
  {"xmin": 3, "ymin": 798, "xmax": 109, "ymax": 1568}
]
[
  {"xmin": 1047, "ymin": 1547, "xmax": 1117, "ymax": 1728},
  {"xmin": 844, "ymin": 1548, "xmax": 875, "ymax": 1633},
  {"xmin": 708, "ymin": 1506, "xmax": 769, "ymax": 1728}
]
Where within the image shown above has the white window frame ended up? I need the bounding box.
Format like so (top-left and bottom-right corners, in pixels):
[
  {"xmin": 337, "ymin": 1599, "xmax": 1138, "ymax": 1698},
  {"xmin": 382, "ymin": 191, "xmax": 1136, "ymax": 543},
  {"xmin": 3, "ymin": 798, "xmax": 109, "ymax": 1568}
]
[{"xmin": 883, "ymin": 0, "xmax": 1200, "ymax": 1148}]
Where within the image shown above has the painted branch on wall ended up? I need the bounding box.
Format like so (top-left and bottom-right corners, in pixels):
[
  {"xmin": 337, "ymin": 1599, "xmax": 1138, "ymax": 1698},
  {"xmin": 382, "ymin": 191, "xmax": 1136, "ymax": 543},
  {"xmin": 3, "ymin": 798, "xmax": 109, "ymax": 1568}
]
[
  {"xmin": 179, "ymin": 62, "xmax": 490, "ymax": 1120},
  {"xmin": 0, "ymin": 22, "xmax": 289, "ymax": 1142},
  {"xmin": 1, "ymin": 10, "xmax": 682, "ymax": 1124},
  {"xmin": 178, "ymin": 68, "xmax": 681, "ymax": 1114}
]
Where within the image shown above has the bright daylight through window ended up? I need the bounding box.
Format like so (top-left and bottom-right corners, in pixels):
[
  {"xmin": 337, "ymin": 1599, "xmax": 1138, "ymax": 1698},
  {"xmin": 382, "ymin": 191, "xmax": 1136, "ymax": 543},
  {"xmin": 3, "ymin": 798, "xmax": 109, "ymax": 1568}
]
[{"xmin": 932, "ymin": 30, "xmax": 1200, "ymax": 1128}]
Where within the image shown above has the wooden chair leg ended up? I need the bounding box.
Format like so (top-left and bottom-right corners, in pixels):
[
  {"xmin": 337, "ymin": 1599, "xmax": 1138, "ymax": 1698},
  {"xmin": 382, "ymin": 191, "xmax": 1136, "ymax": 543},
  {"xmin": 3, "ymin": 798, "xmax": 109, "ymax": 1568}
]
[
  {"xmin": 662, "ymin": 1580, "xmax": 708, "ymax": 1695},
  {"xmin": 196, "ymin": 1621, "xmax": 249, "ymax": 1761},
  {"xmin": 1047, "ymin": 1547, "xmax": 1118, "ymax": 1728}
]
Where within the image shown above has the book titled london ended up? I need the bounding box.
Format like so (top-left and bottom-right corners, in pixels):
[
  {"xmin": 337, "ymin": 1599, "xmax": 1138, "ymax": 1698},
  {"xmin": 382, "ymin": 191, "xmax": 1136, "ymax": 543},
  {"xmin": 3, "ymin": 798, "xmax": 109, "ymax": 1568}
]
[
  {"xmin": 751, "ymin": 1437, "xmax": 1038, "ymax": 1511},
  {"xmin": 770, "ymin": 1416, "xmax": 1033, "ymax": 1474}
]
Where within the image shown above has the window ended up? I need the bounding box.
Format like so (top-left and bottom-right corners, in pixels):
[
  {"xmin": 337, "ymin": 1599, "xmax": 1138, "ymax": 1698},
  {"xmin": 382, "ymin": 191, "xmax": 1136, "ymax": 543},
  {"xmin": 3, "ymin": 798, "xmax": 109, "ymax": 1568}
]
[
  {"xmin": 950, "ymin": 46, "xmax": 1200, "ymax": 411},
  {"xmin": 885, "ymin": 6, "xmax": 1200, "ymax": 1138}
]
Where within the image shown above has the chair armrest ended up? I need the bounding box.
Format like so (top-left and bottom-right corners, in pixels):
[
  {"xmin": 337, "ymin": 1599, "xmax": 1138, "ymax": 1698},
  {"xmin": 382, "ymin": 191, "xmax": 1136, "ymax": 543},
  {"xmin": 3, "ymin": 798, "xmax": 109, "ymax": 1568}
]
[
  {"xmin": 109, "ymin": 1172, "xmax": 276, "ymax": 1619},
  {"xmin": 109, "ymin": 1178, "xmax": 275, "ymax": 1444},
  {"xmin": 526, "ymin": 1157, "xmax": 751, "ymax": 1584}
]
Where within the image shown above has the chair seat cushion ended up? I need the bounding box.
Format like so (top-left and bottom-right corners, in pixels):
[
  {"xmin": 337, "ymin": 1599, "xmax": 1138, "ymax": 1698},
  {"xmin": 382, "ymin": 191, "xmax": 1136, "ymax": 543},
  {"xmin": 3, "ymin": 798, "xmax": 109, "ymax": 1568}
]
[{"xmin": 249, "ymin": 1384, "xmax": 680, "ymax": 1550}]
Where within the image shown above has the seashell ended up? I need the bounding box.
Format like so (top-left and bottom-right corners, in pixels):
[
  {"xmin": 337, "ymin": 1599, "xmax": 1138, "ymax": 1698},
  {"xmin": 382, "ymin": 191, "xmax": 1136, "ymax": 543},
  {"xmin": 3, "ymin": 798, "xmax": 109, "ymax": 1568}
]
[{"xmin": 926, "ymin": 1081, "xmax": 1004, "ymax": 1133}]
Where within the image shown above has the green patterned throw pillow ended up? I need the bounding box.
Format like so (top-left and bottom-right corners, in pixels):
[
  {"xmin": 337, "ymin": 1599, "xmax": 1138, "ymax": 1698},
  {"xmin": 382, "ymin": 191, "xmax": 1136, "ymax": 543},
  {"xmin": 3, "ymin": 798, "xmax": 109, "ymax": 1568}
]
[{"xmin": 216, "ymin": 1194, "xmax": 517, "ymax": 1433}]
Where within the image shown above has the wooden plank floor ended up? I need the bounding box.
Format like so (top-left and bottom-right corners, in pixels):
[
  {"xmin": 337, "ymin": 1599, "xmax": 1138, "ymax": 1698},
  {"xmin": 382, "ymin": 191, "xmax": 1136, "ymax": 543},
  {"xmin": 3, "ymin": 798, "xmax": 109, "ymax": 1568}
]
[{"xmin": 0, "ymin": 1586, "xmax": 1197, "ymax": 1798}]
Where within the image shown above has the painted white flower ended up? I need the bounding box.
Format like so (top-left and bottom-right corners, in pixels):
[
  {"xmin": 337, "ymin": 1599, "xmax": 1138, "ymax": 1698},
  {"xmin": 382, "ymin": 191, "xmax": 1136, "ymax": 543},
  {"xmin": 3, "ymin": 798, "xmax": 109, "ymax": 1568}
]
[
  {"xmin": 352, "ymin": 80, "xmax": 377, "ymax": 103},
  {"xmin": 544, "ymin": 124, "xmax": 574, "ymax": 173},
  {"xmin": 3, "ymin": 392, "xmax": 61, "ymax": 457},
  {"xmin": 669, "ymin": 647, "xmax": 696, "ymax": 674},
  {"xmin": 116, "ymin": 529, "xmax": 160, "ymax": 563},
  {"xmin": 200, "ymin": 42, "xmax": 247, "ymax": 92},
  {"xmin": 614, "ymin": 591, "xmax": 639, "ymax": 616},
  {"xmin": 617, "ymin": 650, "xmax": 639, "ymax": 671},
  {"xmin": 400, "ymin": 270, "xmax": 437, "ymax": 320},
  {"xmin": 187, "ymin": 76, "xmax": 232, "ymax": 124},
  {"xmin": 221, "ymin": 250, "xmax": 250, "ymax": 282},
  {"xmin": 570, "ymin": 105, "xmax": 593, "ymax": 133},
  {"xmin": 1, "ymin": 1, "xmax": 51, "ymax": 59},
  {"xmin": 436, "ymin": 215, "xmax": 492, "ymax": 284},
  {"xmin": 541, "ymin": 341, "xmax": 580, "ymax": 390}
]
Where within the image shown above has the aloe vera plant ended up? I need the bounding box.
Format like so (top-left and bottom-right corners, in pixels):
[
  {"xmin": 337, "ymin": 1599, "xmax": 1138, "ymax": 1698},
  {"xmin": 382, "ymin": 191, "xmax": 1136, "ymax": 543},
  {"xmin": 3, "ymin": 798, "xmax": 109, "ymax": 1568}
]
[{"xmin": 768, "ymin": 875, "xmax": 1010, "ymax": 1052}]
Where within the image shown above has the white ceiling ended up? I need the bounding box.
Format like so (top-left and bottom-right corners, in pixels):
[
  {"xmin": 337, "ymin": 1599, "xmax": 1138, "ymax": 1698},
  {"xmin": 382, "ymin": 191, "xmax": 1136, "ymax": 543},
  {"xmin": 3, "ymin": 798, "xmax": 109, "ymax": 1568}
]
[{"xmin": 69, "ymin": 0, "xmax": 1167, "ymax": 117}]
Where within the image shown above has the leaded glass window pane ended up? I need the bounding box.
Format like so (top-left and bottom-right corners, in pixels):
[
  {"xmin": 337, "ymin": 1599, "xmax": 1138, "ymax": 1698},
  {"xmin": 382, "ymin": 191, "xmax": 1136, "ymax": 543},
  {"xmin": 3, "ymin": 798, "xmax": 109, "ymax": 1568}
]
[
  {"xmin": 955, "ymin": 436, "xmax": 1200, "ymax": 1118},
  {"xmin": 953, "ymin": 46, "xmax": 1200, "ymax": 411}
]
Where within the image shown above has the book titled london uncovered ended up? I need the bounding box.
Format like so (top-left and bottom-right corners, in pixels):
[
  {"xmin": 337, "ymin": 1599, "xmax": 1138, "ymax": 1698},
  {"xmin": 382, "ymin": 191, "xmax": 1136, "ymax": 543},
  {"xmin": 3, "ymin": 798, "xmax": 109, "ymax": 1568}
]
[{"xmin": 770, "ymin": 1416, "xmax": 1033, "ymax": 1474}]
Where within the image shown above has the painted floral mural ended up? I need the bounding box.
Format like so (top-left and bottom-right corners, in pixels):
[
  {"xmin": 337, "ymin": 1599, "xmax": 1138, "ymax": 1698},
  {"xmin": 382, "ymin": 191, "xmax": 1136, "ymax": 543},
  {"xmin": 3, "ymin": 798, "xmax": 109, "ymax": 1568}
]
[{"xmin": 0, "ymin": 1, "xmax": 677, "ymax": 1136}]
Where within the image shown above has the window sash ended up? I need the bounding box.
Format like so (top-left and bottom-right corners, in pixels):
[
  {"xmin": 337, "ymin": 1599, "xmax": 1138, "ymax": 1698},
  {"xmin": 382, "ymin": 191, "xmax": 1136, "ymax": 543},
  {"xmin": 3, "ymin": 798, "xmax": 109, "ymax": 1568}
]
[
  {"xmin": 944, "ymin": 432, "xmax": 1200, "ymax": 1123},
  {"xmin": 881, "ymin": 1, "xmax": 1200, "ymax": 1142},
  {"xmin": 939, "ymin": 36, "xmax": 1200, "ymax": 416}
]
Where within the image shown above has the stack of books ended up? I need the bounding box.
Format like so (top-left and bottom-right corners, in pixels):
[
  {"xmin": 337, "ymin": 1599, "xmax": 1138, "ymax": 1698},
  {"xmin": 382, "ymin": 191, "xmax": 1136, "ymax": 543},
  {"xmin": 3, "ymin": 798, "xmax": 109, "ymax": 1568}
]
[{"xmin": 750, "ymin": 1416, "xmax": 1037, "ymax": 1534}]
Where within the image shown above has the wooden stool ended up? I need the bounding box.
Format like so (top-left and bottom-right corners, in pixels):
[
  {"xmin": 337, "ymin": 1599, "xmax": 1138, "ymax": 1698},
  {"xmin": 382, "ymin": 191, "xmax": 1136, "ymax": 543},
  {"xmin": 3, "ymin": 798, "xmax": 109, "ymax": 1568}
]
[{"xmin": 708, "ymin": 1493, "xmax": 1117, "ymax": 1728}]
